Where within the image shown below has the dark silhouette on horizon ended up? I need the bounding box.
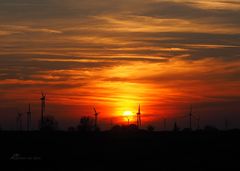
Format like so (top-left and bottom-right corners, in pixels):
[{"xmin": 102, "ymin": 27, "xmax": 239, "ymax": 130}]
[
  {"xmin": 4, "ymin": 91, "xmax": 238, "ymax": 132},
  {"xmin": 16, "ymin": 112, "xmax": 23, "ymax": 131},
  {"xmin": 189, "ymin": 105, "xmax": 193, "ymax": 129},
  {"xmin": 93, "ymin": 107, "xmax": 100, "ymax": 131},
  {"xmin": 40, "ymin": 115, "xmax": 58, "ymax": 131},
  {"xmin": 26, "ymin": 104, "xmax": 31, "ymax": 131},
  {"xmin": 77, "ymin": 116, "xmax": 95, "ymax": 132},
  {"xmin": 136, "ymin": 104, "xmax": 142, "ymax": 128},
  {"xmin": 147, "ymin": 125, "xmax": 155, "ymax": 132},
  {"xmin": 173, "ymin": 121, "xmax": 180, "ymax": 132},
  {"xmin": 40, "ymin": 91, "xmax": 46, "ymax": 129},
  {"xmin": 163, "ymin": 118, "xmax": 167, "ymax": 130}
]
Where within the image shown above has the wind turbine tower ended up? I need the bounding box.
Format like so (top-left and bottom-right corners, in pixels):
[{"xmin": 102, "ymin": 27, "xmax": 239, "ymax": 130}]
[
  {"xmin": 40, "ymin": 92, "xmax": 46, "ymax": 129},
  {"xmin": 27, "ymin": 104, "xmax": 31, "ymax": 131},
  {"xmin": 189, "ymin": 105, "xmax": 192, "ymax": 130},
  {"xmin": 163, "ymin": 118, "xmax": 167, "ymax": 130},
  {"xmin": 225, "ymin": 118, "xmax": 229, "ymax": 130},
  {"xmin": 93, "ymin": 107, "xmax": 99, "ymax": 130},
  {"xmin": 196, "ymin": 116, "xmax": 200, "ymax": 130},
  {"xmin": 136, "ymin": 104, "xmax": 142, "ymax": 127},
  {"xmin": 16, "ymin": 112, "xmax": 23, "ymax": 131}
]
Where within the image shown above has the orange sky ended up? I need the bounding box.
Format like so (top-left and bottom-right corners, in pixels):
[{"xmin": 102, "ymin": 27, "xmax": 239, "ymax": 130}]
[{"xmin": 0, "ymin": 0, "xmax": 240, "ymax": 130}]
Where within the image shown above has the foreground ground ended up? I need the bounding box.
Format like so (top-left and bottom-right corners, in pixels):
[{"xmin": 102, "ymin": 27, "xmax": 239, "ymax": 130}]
[{"xmin": 0, "ymin": 130, "xmax": 240, "ymax": 170}]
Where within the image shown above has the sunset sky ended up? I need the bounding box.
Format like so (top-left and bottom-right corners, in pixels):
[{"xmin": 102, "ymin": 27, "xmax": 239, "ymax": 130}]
[{"xmin": 0, "ymin": 0, "xmax": 240, "ymax": 130}]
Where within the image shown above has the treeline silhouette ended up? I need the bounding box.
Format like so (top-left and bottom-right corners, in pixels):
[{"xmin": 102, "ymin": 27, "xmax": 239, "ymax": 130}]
[
  {"xmin": 32, "ymin": 115, "xmax": 230, "ymax": 133},
  {"xmin": 2, "ymin": 114, "xmax": 236, "ymax": 133},
  {"xmin": 41, "ymin": 116, "xmax": 219, "ymax": 133}
]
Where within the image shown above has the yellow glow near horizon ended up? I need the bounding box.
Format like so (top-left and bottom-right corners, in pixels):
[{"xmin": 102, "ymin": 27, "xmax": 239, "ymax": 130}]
[
  {"xmin": 123, "ymin": 111, "xmax": 134, "ymax": 123},
  {"xmin": 123, "ymin": 111, "xmax": 133, "ymax": 117}
]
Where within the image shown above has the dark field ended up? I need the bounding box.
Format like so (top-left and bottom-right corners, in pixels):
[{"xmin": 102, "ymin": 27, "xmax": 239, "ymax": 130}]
[{"xmin": 1, "ymin": 130, "xmax": 240, "ymax": 170}]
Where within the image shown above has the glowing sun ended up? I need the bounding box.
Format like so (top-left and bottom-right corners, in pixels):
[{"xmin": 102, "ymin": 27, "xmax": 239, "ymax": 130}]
[
  {"xmin": 123, "ymin": 111, "xmax": 133, "ymax": 117},
  {"xmin": 123, "ymin": 111, "xmax": 134, "ymax": 123}
]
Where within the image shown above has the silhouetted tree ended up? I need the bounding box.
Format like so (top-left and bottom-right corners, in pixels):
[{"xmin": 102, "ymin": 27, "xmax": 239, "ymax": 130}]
[
  {"xmin": 77, "ymin": 116, "xmax": 94, "ymax": 132},
  {"xmin": 40, "ymin": 115, "xmax": 58, "ymax": 131},
  {"xmin": 147, "ymin": 125, "xmax": 155, "ymax": 132}
]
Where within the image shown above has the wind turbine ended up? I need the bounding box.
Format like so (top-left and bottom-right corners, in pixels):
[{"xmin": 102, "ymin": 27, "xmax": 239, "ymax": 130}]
[
  {"xmin": 224, "ymin": 118, "xmax": 229, "ymax": 130},
  {"xmin": 16, "ymin": 112, "xmax": 23, "ymax": 131},
  {"xmin": 187, "ymin": 105, "xmax": 200, "ymax": 130},
  {"xmin": 27, "ymin": 104, "xmax": 31, "ymax": 131},
  {"xmin": 110, "ymin": 118, "xmax": 113, "ymax": 128},
  {"xmin": 196, "ymin": 116, "xmax": 200, "ymax": 130},
  {"xmin": 189, "ymin": 105, "xmax": 192, "ymax": 130},
  {"xmin": 136, "ymin": 104, "xmax": 142, "ymax": 127},
  {"xmin": 40, "ymin": 91, "xmax": 46, "ymax": 129},
  {"xmin": 172, "ymin": 105, "xmax": 199, "ymax": 130},
  {"xmin": 163, "ymin": 118, "xmax": 167, "ymax": 130},
  {"xmin": 93, "ymin": 107, "xmax": 99, "ymax": 130}
]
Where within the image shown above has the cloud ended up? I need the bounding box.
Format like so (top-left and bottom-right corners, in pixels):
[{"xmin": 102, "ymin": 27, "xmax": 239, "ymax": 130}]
[{"xmin": 0, "ymin": 25, "xmax": 62, "ymax": 36}]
